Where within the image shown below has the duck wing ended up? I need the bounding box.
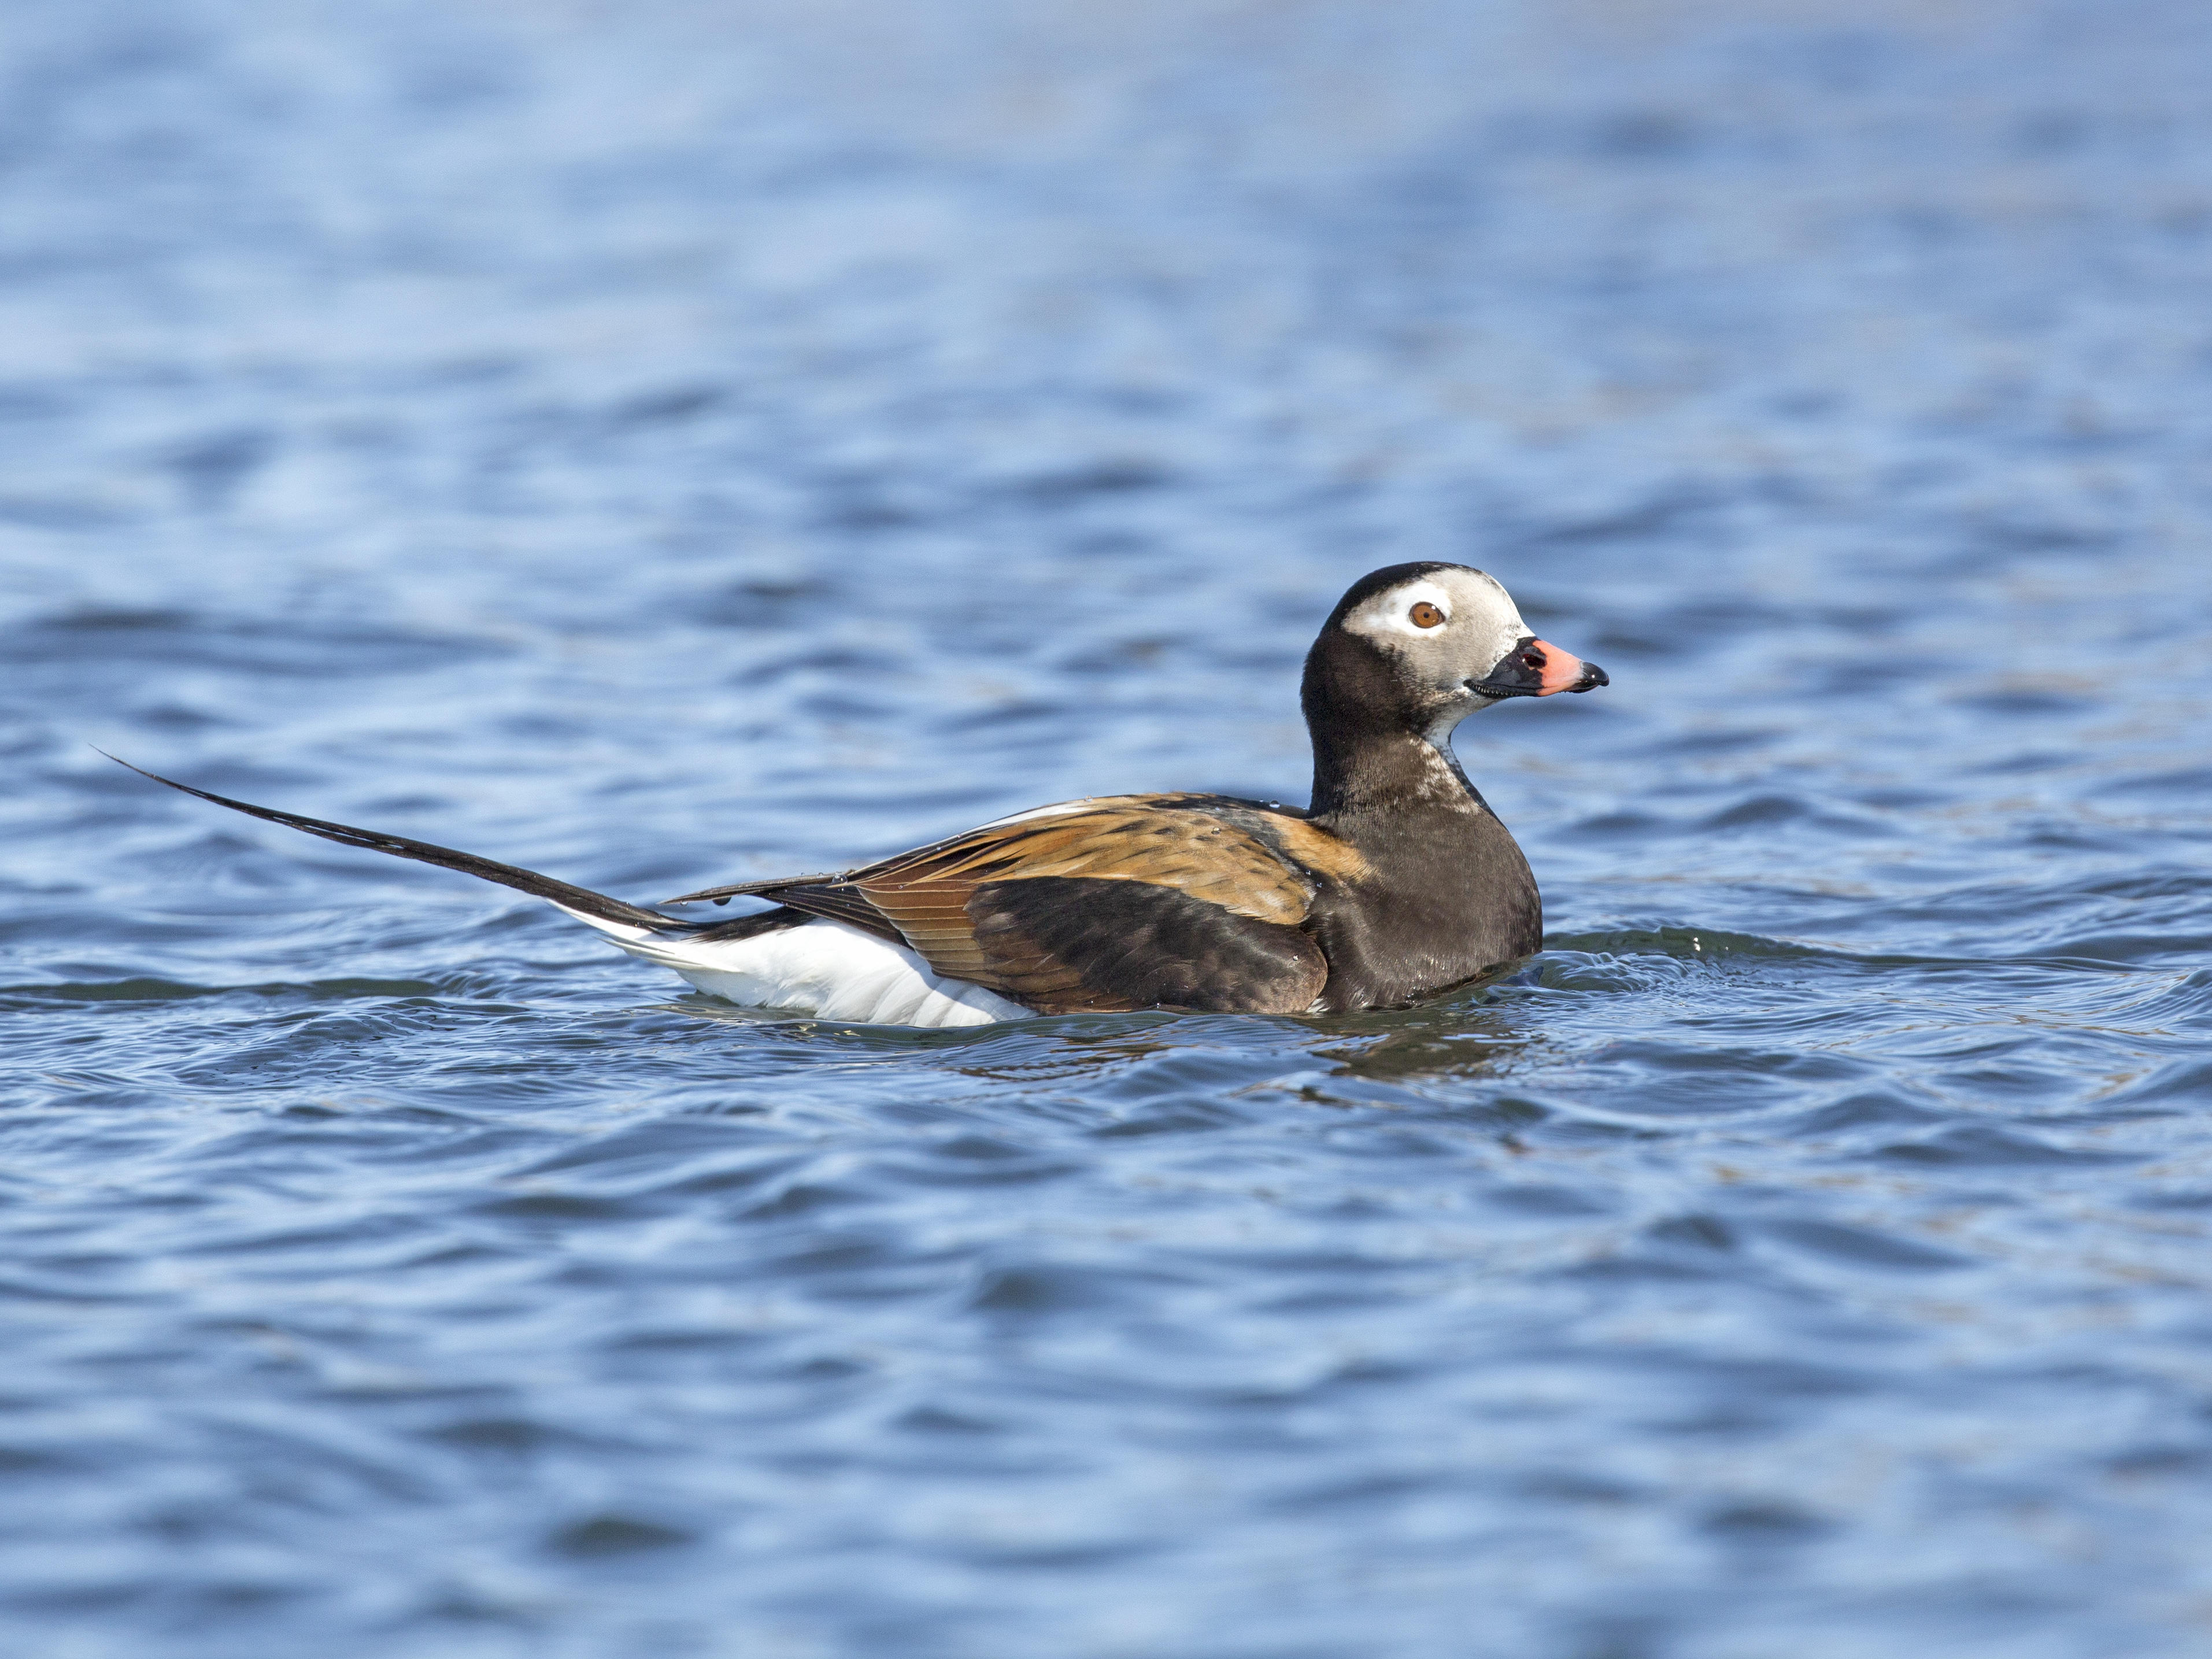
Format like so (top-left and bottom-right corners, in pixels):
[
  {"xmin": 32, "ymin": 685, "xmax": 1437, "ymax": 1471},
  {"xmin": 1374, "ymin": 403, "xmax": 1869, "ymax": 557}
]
[{"xmin": 669, "ymin": 795, "xmax": 1364, "ymax": 1015}]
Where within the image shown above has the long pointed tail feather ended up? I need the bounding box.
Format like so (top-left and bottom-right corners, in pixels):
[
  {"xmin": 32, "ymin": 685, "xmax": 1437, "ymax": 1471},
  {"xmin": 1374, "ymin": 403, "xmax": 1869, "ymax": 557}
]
[{"xmin": 102, "ymin": 751, "xmax": 686, "ymax": 933}]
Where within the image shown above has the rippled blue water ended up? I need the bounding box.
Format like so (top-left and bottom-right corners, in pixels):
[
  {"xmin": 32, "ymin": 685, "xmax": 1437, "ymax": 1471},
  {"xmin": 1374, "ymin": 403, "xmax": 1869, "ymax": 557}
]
[{"xmin": 6, "ymin": 2, "xmax": 2212, "ymax": 1654}]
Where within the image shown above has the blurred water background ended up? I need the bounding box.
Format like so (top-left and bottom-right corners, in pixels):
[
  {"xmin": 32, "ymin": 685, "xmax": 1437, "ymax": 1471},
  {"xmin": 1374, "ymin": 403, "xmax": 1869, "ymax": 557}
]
[{"xmin": 5, "ymin": 0, "xmax": 2212, "ymax": 1654}]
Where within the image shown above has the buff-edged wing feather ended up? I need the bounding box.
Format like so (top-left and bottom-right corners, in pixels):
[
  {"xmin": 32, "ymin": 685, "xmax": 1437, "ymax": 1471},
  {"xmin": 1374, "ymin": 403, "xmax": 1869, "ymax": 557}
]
[
  {"xmin": 963, "ymin": 877, "xmax": 1327, "ymax": 1013},
  {"xmin": 667, "ymin": 794, "xmax": 1360, "ymax": 1015}
]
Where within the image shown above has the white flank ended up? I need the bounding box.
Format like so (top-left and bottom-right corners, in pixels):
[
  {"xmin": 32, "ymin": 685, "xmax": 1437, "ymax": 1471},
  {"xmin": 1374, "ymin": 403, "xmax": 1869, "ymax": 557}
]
[{"xmin": 551, "ymin": 906, "xmax": 1030, "ymax": 1028}]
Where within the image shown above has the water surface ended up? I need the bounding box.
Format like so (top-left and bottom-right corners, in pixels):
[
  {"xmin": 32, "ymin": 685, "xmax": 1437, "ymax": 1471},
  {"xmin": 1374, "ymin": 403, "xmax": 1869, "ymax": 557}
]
[{"xmin": 5, "ymin": 2, "xmax": 2212, "ymax": 1654}]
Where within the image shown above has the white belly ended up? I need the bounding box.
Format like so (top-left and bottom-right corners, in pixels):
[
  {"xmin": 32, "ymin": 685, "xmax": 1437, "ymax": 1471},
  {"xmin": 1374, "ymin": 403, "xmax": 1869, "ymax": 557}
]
[{"xmin": 553, "ymin": 907, "xmax": 1031, "ymax": 1028}]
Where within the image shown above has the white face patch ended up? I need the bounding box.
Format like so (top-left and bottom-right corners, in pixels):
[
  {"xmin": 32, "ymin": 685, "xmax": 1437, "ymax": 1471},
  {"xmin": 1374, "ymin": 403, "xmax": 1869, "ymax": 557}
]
[
  {"xmin": 1340, "ymin": 568, "xmax": 1533, "ymax": 703},
  {"xmin": 1342, "ymin": 578, "xmax": 1458, "ymax": 641}
]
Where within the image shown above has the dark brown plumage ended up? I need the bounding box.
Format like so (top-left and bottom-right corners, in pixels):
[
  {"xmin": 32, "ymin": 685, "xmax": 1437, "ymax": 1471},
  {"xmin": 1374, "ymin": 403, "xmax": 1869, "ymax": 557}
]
[{"xmin": 668, "ymin": 794, "xmax": 1348, "ymax": 1013}]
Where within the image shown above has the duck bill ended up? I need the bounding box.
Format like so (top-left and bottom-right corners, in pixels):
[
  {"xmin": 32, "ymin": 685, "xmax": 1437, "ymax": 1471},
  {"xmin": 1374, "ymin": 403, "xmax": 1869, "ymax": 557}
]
[
  {"xmin": 1534, "ymin": 638, "xmax": 1608, "ymax": 694},
  {"xmin": 1469, "ymin": 636, "xmax": 1611, "ymax": 699}
]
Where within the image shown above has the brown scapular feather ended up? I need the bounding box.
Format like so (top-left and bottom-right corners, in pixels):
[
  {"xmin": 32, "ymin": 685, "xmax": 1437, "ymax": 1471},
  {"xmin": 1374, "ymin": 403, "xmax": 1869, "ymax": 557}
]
[{"xmin": 656, "ymin": 792, "xmax": 1370, "ymax": 1013}]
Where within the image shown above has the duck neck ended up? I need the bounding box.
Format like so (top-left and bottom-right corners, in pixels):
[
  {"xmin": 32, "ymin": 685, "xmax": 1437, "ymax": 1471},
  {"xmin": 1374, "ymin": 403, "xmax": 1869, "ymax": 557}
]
[
  {"xmin": 1307, "ymin": 722, "xmax": 1486, "ymax": 829},
  {"xmin": 1299, "ymin": 629, "xmax": 1492, "ymax": 833}
]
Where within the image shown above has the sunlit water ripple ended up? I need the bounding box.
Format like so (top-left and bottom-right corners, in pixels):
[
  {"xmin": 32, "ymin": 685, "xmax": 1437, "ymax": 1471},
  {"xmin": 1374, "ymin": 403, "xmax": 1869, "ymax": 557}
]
[{"xmin": 5, "ymin": 1, "xmax": 2212, "ymax": 1654}]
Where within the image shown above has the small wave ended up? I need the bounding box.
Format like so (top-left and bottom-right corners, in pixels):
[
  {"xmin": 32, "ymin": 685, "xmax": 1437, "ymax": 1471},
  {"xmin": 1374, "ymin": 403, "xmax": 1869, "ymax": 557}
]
[
  {"xmin": 0, "ymin": 976, "xmax": 442, "ymax": 1008},
  {"xmin": 1545, "ymin": 925, "xmax": 1844, "ymax": 965},
  {"xmin": 1544, "ymin": 924, "xmax": 2183, "ymax": 978}
]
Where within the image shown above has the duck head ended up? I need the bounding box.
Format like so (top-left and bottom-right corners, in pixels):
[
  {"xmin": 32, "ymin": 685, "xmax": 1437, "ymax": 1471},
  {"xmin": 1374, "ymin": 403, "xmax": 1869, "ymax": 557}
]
[{"xmin": 1303, "ymin": 563, "xmax": 1607, "ymax": 752}]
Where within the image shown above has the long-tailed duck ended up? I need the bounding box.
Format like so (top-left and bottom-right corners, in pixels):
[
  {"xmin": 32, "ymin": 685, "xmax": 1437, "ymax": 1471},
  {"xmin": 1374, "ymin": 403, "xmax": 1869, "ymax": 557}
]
[{"xmin": 113, "ymin": 563, "xmax": 1605, "ymax": 1027}]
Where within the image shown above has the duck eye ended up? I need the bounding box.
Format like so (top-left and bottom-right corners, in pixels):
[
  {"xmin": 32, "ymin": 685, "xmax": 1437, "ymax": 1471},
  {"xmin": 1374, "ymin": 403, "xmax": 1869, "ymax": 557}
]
[{"xmin": 1409, "ymin": 601, "xmax": 1445, "ymax": 629}]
